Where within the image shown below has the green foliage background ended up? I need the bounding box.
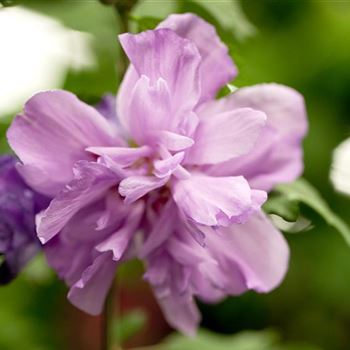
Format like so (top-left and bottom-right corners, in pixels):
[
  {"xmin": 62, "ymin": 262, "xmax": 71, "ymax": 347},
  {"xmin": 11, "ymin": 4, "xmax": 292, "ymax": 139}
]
[{"xmin": 1, "ymin": 1, "xmax": 350, "ymax": 349}]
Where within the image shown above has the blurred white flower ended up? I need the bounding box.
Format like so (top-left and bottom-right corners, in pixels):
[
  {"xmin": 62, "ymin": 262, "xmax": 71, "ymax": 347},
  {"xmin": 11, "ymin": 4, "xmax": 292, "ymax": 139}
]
[
  {"xmin": 331, "ymin": 138, "xmax": 350, "ymax": 196},
  {"xmin": 0, "ymin": 6, "xmax": 96, "ymax": 116}
]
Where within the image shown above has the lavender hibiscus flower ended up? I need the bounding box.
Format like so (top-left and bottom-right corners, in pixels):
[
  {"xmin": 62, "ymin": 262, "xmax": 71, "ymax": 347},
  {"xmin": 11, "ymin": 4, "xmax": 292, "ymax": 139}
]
[
  {"xmin": 0, "ymin": 155, "xmax": 49, "ymax": 284},
  {"xmin": 7, "ymin": 14, "xmax": 307, "ymax": 335}
]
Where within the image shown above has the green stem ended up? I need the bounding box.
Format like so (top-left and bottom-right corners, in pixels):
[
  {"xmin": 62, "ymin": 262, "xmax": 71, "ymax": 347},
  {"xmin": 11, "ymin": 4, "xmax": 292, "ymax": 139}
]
[
  {"xmin": 101, "ymin": 280, "xmax": 116, "ymax": 350},
  {"xmin": 115, "ymin": 3, "xmax": 130, "ymax": 78},
  {"xmin": 100, "ymin": 0, "xmax": 138, "ymax": 79}
]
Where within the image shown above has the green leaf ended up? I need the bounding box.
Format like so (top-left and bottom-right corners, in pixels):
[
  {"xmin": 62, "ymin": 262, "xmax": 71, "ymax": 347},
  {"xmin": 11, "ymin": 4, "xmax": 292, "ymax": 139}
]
[
  {"xmin": 131, "ymin": 0, "xmax": 176, "ymax": 20},
  {"xmin": 263, "ymin": 195, "xmax": 300, "ymax": 223},
  {"xmin": 275, "ymin": 179, "xmax": 350, "ymax": 245},
  {"xmin": 162, "ymin": 329, "xmax": 279, "ymax": 350},
  {"xmin": 137, "ymin": 329, "xmax": 321, "ymax": 350},
  {"xmin": 22, "ymin": 253, "xmax": 54, "ymax": 285},
  {"xmin": 190, "ymin": 0, "xmax": 256, "ymax": 41},
  {"xmin": 0, "ymin": 118, "xmax": 11, "ymax": 153},
  {"xmin": 129, "ymin": 14, "xmax": 162, "ymax": 32},
  {"xmin": 112, "ymin": 309, "xmax": 147, "ymax": 344},
  {"xmin": 0, "ymin": 0, "xmax": 17, "ymax": 7}
]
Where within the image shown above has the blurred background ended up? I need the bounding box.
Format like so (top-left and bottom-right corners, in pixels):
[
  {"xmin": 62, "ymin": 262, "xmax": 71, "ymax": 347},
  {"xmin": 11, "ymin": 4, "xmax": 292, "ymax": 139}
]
[{"xmin": 1, "ymin": 1, "xmax": 350, "ymax": 349}]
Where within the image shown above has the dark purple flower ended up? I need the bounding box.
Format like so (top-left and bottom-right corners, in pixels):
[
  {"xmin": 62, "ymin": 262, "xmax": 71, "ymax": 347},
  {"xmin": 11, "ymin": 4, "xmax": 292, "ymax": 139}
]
[{"xmin": 0, "ymin": 155, "xmax": 49, "ymax": 284}]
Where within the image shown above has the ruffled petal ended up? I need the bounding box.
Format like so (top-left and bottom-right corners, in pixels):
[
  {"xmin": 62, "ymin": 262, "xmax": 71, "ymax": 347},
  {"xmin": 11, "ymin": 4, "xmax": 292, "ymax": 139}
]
[
  {"xmin": 201, "ymin": 84, "xmax": 307, "ymax": 190},
  {"xmin": 211, "ymin": 128, "xmax": 304, "ymax": 191},
  {"xmin": 228, "ymin": 84, "xmax": 308, "ymax": 139},
  {"xmin": 119, "ymin": 175, "xmax": 168, "ymax": 204},
  {"xmin": 155, "ymin": 131, "xmax": 195, "ymax": 152},
  {"xmin": 158, "ymin": 13, "xmax": 237, "ymax": 103},
  {"xmin": 44, "ymin": 194, "xmax": 130, "ymax": 287},
  {"xmin": 206, "ymin": 212, "xmax": 290, "ymax": 293},
  {"xmin": 87, "ymin": 145, "xmax": 151, "ymax": 168},
  {"xmin": 44, "ymin": 236, "xmax": 93, "ymax": 286},
  {"xmin": 172, "ymin": 174, "xmax": 266, "ymax": 226},
  {"xmin": 7, "ymin": 90, "xmax": 121, "ymax": 196},
  {"xmin": 187, "ymin": 108, "xmax": 266, "ymax": 165},
  {"xmin": 68, "ymin": 252, "xmax": 117, "ymax": 316},
  {"xmin": 156, "ymin": 293, "xmax": 200, "ymax": 337},
  {"xmin": 96, "ymin": 202, "xmax": 144, "ymax": 261},
  {"xmin": 123, "ymin": 75, "xmax": 172, "ymax": 144},
  {"xmin": 144, "ymin": 248, "xmax": 201, "ymax": 336},
  {"xmin": 118, "ymin": 29, "xmax": 201, "ymax": 135},
  {"xmin": 37, "ymin": 161, "xmax": 118, "ymax": 244},
  {"xmin": 140, "ymin": 200, "xmax": 177, "ymax": 257},
  {"xmin": 153, "ymin": 152, "xmax": 185, "ymax": 178}
]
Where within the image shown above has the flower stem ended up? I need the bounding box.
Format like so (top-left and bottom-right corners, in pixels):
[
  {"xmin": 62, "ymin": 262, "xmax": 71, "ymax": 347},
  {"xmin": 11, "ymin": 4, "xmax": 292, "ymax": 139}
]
[
  {"xmin": 115, "ymin": 4, "xmax": 130, "ymax": 78},
  {"xmin": 100, "ymin": 0, "xmax": 138, "ymax": 79},
  {"xmin": 101, "ymin": 280, "xmax": 116, "ymax": 350}
]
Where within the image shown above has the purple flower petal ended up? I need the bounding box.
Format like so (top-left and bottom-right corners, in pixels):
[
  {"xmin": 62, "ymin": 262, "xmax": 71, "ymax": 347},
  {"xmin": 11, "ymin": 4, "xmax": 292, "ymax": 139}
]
[
  {"xmin": 123, "ymin": 75, "xmax": 172, "ymax": 144},
  {"xmin": 212, "ymin": 127, "xmax": 304, "ymax": 191},
  {"xmin": 95, "ymin": 202, "xmax": 144, "ymax": 261},
  {"xmin": 172, "ymin": 174, "xmax": 266, "ymax": 226},
  {"xmin": 158, "ymin": 13, "xmax": 237, "ymax": 103},
  {"xmin": 202, "ymin": 84, "xmax": 307, "ymax": 190},
  {"xmin": 144, "ymin": 247, "xmax": 201, "ymax": 336},
  {"xmin": 119, "ymin": 175, "xmax": 168, "ymax": 204},
  {"xmin": 156, "ymin": 131, "xmax": 195, "ymax": 152},
  {"xmin": 87, "ymin": 145, "xmax": 152, "ymax": 168},
  {"xmin": 0, "ymin": 155, "xmax": 49, "ymax": 284},
  {"xmin": 95, "ymin": 94, "xmax": 117, "ymax": 121},
  {"xmin": 68, "ymin": 252, "xmax": 117, "ymax": 316},
  {"xmin": 7, "ymin": 90, "xmax": 122, "ymax": 196},
  {"xmin": 153, "ymin": 152, "xmax": 185, "ymax": 178},
  {"xmin": 140, "ymin": 200, "xmax": 176, "ymax": 257},
  {"xmin": 156, "ymin": 293, "xmax": 200, "ymax": 337},
  {"xmin": 230, "ymin": 84, "xmax": 307, "ymax": 140},
  {"xmin": 118, "ymin": 29, "xmax": 201, "ymax": 136},
  {"xmin": 186, "ymin": 107, "xmax": 266, "ymax": 165},
  {"xmin": 37, "ymin": 161, "xmax": 119, "ymax": 244},
  {"xmin": 207, "ymin": 212, "xmax": 290, "ymax": 293}
]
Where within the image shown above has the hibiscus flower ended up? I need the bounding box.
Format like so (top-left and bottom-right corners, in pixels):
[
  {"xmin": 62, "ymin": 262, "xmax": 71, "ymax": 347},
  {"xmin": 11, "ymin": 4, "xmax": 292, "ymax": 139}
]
[{"xmin": 7, "ymin": 13, "xmax": 307, "ymax": 335}]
